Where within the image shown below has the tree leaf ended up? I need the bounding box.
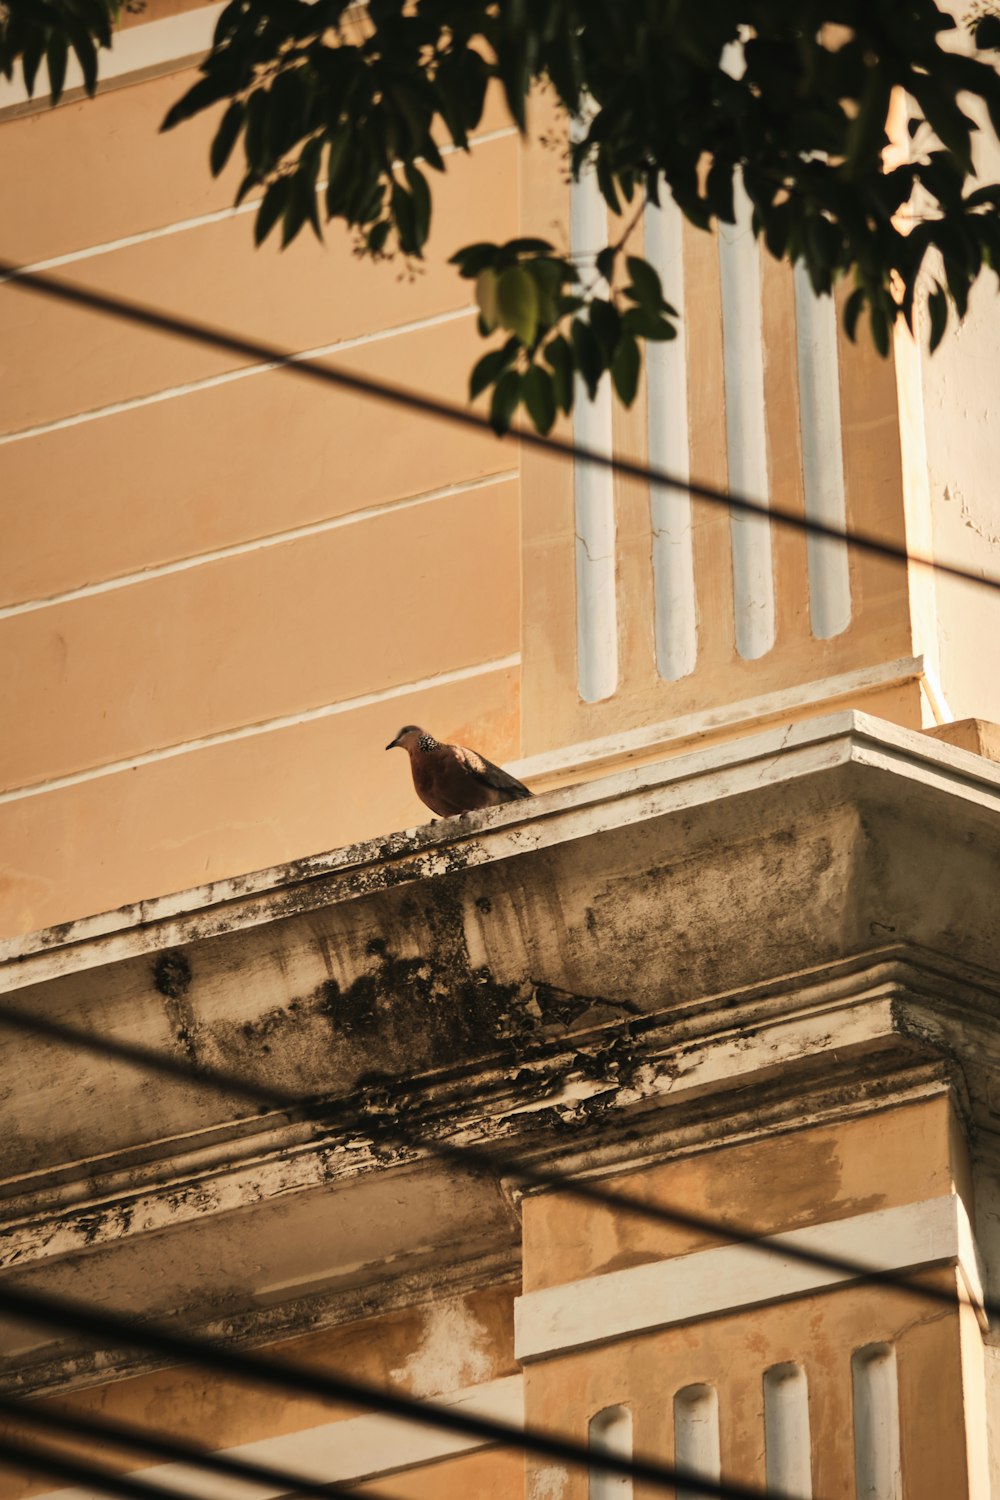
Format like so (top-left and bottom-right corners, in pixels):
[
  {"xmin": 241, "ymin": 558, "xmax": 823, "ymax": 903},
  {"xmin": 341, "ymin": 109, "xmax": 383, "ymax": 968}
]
[
  {"xmin": 45, "ymin": 31, "xmax": 68, "ymax": 104},
  {"xmin": 489, "ymin": 369, "xmax": 521, "ymax": 434},
  {"xmin": 496, "ymin": 264, "xmax": 539, "ymax": 345},
  {"xmin": 210, "ymin": 100, "xmax": 244, "ymax": 177},
  {"xmin": 611, "ymin": 333, "xmax": 640, "ymax": 405},
  {"xmin": 254, "ymin": 176, "xmax": 291, "ymax": 246},
  {"xmin": 469, "ymin": 338, "xmax": 518, "ymax": 399},
  {"xmin": 571, "ymin": 317, "xmax": 604, "ymax": 399},
  {"xmin": 476, "ymin": 268, "xmax": 500, "ymax": 331},
  {"xmin": 625, "ymin": 255, "xmax": 665, "ymax": 311},
  {"xmin": 543, "ymin": 334, "xmax": 575, "ymax": 414},
  {"xmin": 404, "ymin": 163, "xmax": 431, "ymax": 249},
  {"xmin": 521, "ymin": 364, "xmax": 557, "ymax": 434},
  {"xmin": 927, "ymin": 283, "xmax": 949, "ymax": 351}
]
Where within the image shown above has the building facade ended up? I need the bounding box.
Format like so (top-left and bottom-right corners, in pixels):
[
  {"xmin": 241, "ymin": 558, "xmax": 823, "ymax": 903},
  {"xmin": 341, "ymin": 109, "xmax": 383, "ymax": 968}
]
[{"xmin": 2, "ymin": 4, "xmax": 1000, "ymax": 1498}]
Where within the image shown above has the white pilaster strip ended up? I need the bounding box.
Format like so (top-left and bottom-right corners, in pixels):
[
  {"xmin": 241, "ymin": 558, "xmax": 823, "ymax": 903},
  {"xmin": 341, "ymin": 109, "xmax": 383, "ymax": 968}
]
[
  {"xmin": 23, "ymin": 1374, "xmax": 525, "ymax": 1500},
  {"xmin": 794, "ymin": 265, "xmax": 852, "ymax": 640},
  {"xmin": 514, "ymin": 1195, "xmax": 984, "ymax": 1363},
  {"xmin": 570, "ymin": 140, "xmax": 618, "ymax": 705},
  {"xmin": 645, "ymin": 194, "xmax": 696, "ymax": 682},
  {"xmin": 719, "ymin": 174, "xmax": 775, "ymax": 661}
]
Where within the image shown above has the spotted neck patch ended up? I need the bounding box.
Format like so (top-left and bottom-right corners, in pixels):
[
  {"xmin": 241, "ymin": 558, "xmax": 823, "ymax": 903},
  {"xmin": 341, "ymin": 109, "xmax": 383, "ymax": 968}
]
[{"xmin": 418, "ymin": 734, "xmax": 439, "ymax": 752}]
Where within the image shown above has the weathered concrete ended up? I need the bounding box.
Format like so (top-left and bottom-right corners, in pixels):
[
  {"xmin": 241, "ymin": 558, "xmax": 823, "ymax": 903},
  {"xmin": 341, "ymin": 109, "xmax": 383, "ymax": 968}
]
[{"xmin": 3, "ymin": 711, "xmax": 1000, "ymax": 1392}]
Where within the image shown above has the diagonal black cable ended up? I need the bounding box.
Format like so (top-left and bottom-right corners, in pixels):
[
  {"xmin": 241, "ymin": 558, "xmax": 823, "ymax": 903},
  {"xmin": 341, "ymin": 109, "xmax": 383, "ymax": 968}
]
[
  {"xmin": 2, "ymin": 259, "xmax": 1000, "ymax": 599},
  {"xmin": 0, "ymin": 1278, "xmax": 801, "ymax": 1500},
  {"xmin": 0, "ymin": 1392, "xmax": 401, "ymax": 1500},
  {"xmin": 0, "ymin": 996, "xmax": 986, "ymax": 1323},
  {"xmin": 0, "ymin": 1433, "xmax": 222, "ymax": 1500}
]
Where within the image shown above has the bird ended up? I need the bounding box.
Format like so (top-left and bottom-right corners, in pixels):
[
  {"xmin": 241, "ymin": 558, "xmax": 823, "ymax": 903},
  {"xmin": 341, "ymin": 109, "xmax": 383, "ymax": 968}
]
[{"xmin": 385, "ymin": 726, "xmax": 533, "ymax": 818}]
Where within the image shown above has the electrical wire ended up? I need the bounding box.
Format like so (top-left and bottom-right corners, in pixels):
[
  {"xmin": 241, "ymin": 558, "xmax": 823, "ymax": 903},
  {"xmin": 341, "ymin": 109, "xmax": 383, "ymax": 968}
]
[
  {"xmin": 0, "ymin": 1392, "xmax": 401, "ymax": 1500},
  {"xmin": 0, "ymin": 1278, "xmax": 801, "ymax": 1500},
  {"xmin": 0, "ymin": 995, "xmax": 986, "ymax": 1322},
  {"xmin": 0, "ymin": 259, "xmax": 987, "ymax": 1500},
  {"xmin": 2, "ymin": 260, "xmax": 1000, "ymax": 601}
]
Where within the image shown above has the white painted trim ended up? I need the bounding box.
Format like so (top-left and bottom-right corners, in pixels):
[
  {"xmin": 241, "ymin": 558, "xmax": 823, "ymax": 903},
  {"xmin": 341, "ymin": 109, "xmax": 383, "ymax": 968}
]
[
  {"xmin": 794, "ymin": 266, "xmax": 851, "ymax": 641},
  {"xmin": 0, "ymin": 306, "xmax": 477, "ymax": 449},
  {"xmin": 645, "ymin": 193, "xmax": 697, "ymax": 683},
  {"xmin": 719, "ymin": 172, "xmax": 775, "ymax": 661},
  {"xmin": 24, "ymin": 1373, "xmax": 524, "ymax": 1499},
  {"xmin": 0, "ymin": 654, "xmax": 521, "ymax": 805},
  {"xmin": 0, "ymin": 472, "xmax": 517, "ymax": 619},
  {"xmin": 0, "ymin": 129, "xmax": 518, "ymax": 289},
  {"xmin": 0, "ymin": 4, "xmax": 226, "ymax": 117},
  {"xmin": 570, "ymin": 154, "xmax": 618, "ymax": 705},
  {"xmin": 513, "ymin": 1195, "xmax": 985, "ymax": 1363},
  {"xmin": 508, "ymin": 654, "xmax": 928, "ymax": 781}
]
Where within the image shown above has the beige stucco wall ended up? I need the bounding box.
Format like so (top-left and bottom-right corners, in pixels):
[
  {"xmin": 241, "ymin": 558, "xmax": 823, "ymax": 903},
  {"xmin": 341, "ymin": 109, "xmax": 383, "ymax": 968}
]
[
  {"xmin": 0, "ymin": 39, "xmax": 523, "ymax": 936},
  {"xmin": 2, "ymin": 2, "xmax": 996, "ymax": 946}
]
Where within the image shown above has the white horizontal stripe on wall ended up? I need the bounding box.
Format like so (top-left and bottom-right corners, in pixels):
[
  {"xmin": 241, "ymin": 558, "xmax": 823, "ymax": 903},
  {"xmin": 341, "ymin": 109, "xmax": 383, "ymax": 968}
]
[
  {"xmin": 24, "ymin": 1374, "xmax": 525, "ymax": 1500},
  {"xmin": 0, "ymin": 472, "xmax": 517, "ymax": 619},
  {"xmin": 0, "ymin": 654, "xmax": 521, "ymax": 806},
  {"xmin": 0, "ymin": 305, "xmax": 478, "ymax": 449},
  {"xmin": 514, "ymin": 1195, "xmax": 983, "ymax": 1362},
  {"xmin": 0, "ymin": 128, "xmax": 518, "ymax": 288}
]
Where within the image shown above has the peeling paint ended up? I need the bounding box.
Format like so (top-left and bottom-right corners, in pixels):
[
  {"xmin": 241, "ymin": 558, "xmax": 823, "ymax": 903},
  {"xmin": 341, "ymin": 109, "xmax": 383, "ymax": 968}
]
[{"xmin": 390, "ymin": 1296, "xmax": 494, "ymax": 1396}]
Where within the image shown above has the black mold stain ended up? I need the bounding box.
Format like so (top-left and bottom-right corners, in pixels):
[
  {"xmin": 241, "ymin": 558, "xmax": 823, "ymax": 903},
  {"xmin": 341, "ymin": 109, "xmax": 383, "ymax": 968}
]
[
  {"xmin": 153, "ymin": 951, "xmax": 192, "ymax": 1000},
  {"xmin": 314, "ymin": 943, "xmax": 640, "ymax": 1068}
]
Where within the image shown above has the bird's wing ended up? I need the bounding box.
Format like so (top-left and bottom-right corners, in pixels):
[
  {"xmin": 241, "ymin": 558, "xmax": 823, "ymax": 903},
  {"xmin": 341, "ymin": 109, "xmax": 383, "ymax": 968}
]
[{"xmin": 453, "ymin": 744, "xmax": 533, "ymax": 799}]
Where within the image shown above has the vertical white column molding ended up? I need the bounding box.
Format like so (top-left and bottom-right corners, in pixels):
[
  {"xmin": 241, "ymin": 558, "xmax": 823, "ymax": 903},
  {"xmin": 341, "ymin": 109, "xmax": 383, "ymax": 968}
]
[
  {"xmin": 852, "ymin": 1344, "xmax": 902, "ymax": 1500},
  {"xmin": 794, "ymin": 265, "xmax": 852, "ymax": 639},
  {"xmin": 674, "ymin": 1384, "xmax": 721, "ymax": 1500},
  {"xmin": 571, "ymin": 143, "xmax": 619, "ymax": 703},
  {"xmin": 763, "ymin": 1362, "xmax": 813, "ymax": 1498},
  {"xmin": 645, "ymin": 194, "xmax": 697, "ymax": 681},
  {"xmin": 719, "ymin": 173, "xmax": 775, "ymax": 660},
  {"xmin": 589, "ymin": 1405, "xmax": 633, "ymax": 1500}
]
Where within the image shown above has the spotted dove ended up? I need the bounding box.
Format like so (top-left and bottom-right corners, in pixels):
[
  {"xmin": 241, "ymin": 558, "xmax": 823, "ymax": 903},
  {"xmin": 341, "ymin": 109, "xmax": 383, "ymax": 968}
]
[{"xmin": 386, "ymin": 726, "xmax": 533, "ymax": 818}]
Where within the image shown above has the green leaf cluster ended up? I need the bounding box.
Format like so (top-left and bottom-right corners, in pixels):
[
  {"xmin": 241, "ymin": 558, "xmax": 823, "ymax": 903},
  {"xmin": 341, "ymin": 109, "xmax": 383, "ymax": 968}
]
[
  {"xmin": 452, "ymin": 239, "xmax": 676, "ymax": 433},
  {"xmin": 1, "ymin": 0, "xmax": 120, "ymax": 102},
  {"xmin": 22, "ymin": 0, "xmax": 1000, "ymax": 431}
]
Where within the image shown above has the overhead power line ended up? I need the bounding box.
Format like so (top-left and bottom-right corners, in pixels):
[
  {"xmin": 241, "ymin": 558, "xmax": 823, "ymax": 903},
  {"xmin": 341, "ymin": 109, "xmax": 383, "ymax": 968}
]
[
  {"xmin": 0, "ymin": 1393, "xmax": 401, "ymax": 1500},
  {"xmin": 0, "ymin": 1279, "xmax": 799, "ymax": 1500},
  {"xmin": 0, "ymin": 995, "xmax": 986, "ymax": 1323},
  {"xmin": 2, "ymin": 260, "xmax": 1000, "ymax": 600}
]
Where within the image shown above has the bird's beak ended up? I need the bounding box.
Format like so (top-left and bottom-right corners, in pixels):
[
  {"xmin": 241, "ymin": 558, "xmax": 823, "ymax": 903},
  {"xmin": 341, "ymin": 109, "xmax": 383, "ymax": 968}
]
[{"xmin": 385, "ymin": 737, "xmax": 399, "ymax": 751}]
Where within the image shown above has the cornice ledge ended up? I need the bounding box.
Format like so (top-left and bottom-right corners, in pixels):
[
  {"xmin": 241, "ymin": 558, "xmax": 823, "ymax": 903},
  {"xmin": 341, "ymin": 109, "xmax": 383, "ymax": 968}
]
[{"xmin": 4, "ymin": 709, "xmax": 1000, "ymax": 990}]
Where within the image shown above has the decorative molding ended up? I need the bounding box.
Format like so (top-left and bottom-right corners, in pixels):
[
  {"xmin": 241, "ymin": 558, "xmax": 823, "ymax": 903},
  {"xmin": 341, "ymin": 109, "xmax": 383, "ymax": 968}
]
[
  {"xmin": 514, "ymin": 1195, "xmax": 986, "ymax": 1364},
  {"xmin": 508, "ymin": 656, "xmax": 929, "ymax": 782},
  {"xmin": 23, "ymin": 1373, "xmax": 525, "ymax": 1498},
  {"xmin": 5, "ymin": 707, "xmax": 1000, "ymax": 979}
]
